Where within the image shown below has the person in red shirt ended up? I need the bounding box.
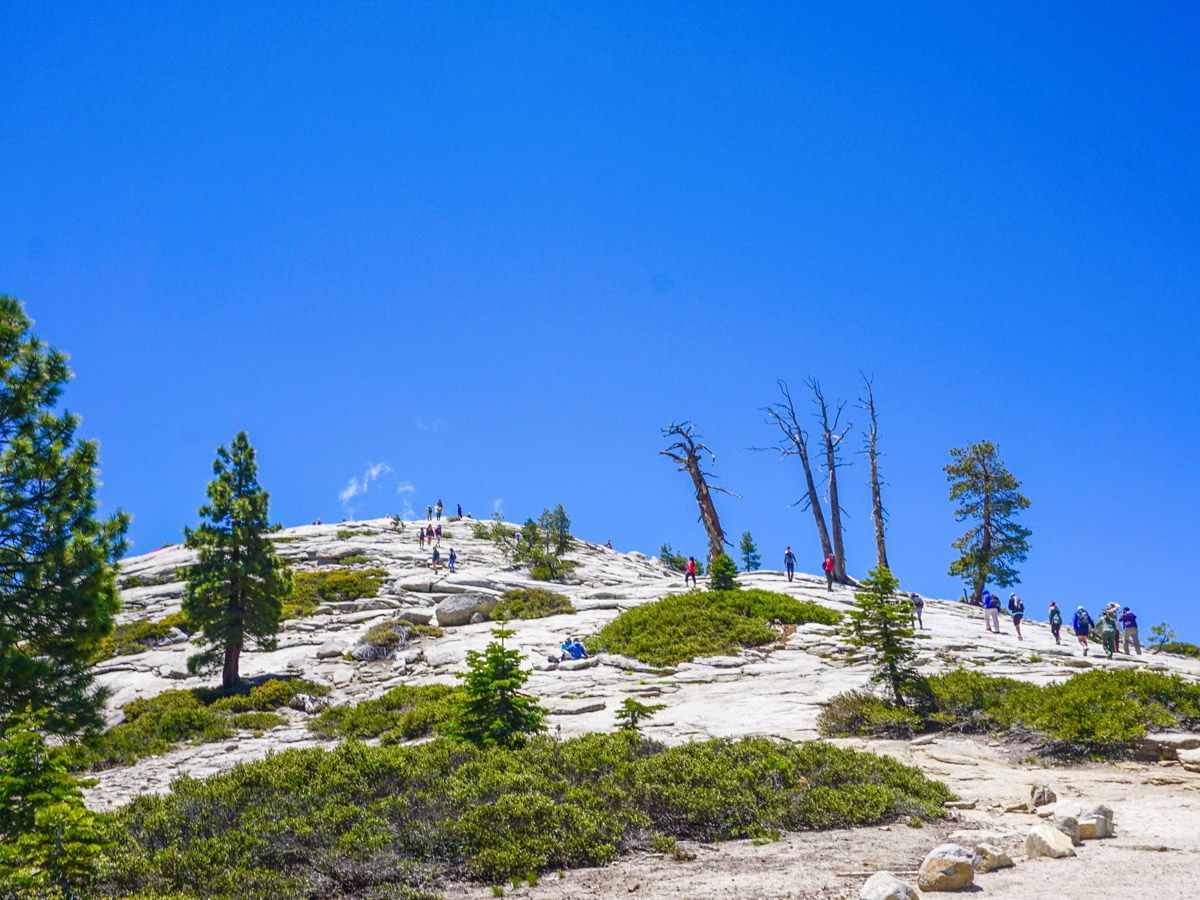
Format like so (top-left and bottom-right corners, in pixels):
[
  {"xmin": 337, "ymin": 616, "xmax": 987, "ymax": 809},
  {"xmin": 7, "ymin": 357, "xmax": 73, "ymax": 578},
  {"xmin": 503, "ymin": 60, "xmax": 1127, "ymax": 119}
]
[
  {"xmin": 823, "ymin": 554, "xmax": 835, "ymax": 591},
  {"xmin": 685, "ymin": 556, "xmax": 697, "ymax": 587}
]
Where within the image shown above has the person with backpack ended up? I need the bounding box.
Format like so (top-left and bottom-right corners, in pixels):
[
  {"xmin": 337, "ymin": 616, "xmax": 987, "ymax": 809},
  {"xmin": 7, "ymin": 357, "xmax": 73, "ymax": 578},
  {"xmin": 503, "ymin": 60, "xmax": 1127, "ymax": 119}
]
[
  {"xmin": 418, "ymin": 526, "xmax": 426, "ymax": 548},
  {"xmin": 784, "ymin": 546, "xmax": 796, "ymax": 582},
  {"xmin": 431, "ymin": 546, "xmax": 441, "ymax": 573},
  {"xmin": 1099, "ymin": 607, "xmax": 1119, "ymax": 659},
  {"xmin": 1048, "ymin": 602, "xmax": 1063, "ymax": 644},
  {"xmin": 1120, "ymin": 606, "xmax": 1142, "ymax": 655},
  {"xmin": 447, "ymin": 547, "xmax": 457, "ymax": 573},
  {"xmin": 426, "ymin": 505, "xmax": 433, "ymax": 522},
  {"xmin": 1073, "ymin": 606, "xmax": 1094, "ymax": 655},
  {"xmin": 911, "ymin": 593, "xmax": 925, "ymax": 630},
  {"xmin": 983, "ymin": 591, "xmax": 1000, "ymax": 633},
  {"xmin": 1009, "ymin": 594, "xmax": 1025, "ymax": 640},
  {"xmin": 822, "ymin": 553, "xmax": 835, "ymax": 591},
  {"xmin": 435, "ymin": 499, "xmax": 443, "ymax": 521},
  {"xmin": 684, "ymin": 556, "xmax": 697, "ymax": 588}
]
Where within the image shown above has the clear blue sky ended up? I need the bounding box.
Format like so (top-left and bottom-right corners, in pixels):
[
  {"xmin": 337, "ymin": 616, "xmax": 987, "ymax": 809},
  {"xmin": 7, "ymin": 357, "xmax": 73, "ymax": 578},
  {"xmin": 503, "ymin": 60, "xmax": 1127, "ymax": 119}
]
[{"xmin": 2, "ymin": 4, "xmax": 1197, "ymax": 637}]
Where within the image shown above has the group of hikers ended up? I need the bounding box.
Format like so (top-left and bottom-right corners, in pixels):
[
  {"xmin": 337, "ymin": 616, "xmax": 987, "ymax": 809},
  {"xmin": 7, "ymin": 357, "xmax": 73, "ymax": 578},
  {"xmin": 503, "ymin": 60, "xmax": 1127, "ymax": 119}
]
[{"xmin": 979, "ymin": 589, "xmax": 1141, "ymax": 658}]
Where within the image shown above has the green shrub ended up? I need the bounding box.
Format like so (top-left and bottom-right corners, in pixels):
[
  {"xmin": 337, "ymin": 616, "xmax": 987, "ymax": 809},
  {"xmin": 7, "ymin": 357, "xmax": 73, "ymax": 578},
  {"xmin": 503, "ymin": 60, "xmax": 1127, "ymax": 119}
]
[
  {"xmin": 283, "ymin": 567, "xmax": 386, "ymax": 618},
  {"xmin": 206, "ymin": 678, "xmax": 330, "ymax": 713},
  {"xmin": 338, "ymin": 552, "xmax": 371, "ymax": 565},
  {"xmin": 493, "ymin": 587, "xmax": 576, "ymax": 620},
  {"xmin": 817, "ymin": 690, "xmax": 922, "ymax": 738},
  {"xmin": 98, "ymin": 733, "xmax": 950, "ymax": 896},
  {"xmin": 1160, "ymin": 641, "xmax": 1200, "ymax": 660},
  {"xmin": 310, "ymin": 684, "xmax": 463, "ymax": 743},
  {"xmin": 412, "ymin": 624, "xmax": 444, "ymax": 639},
  {"xmin": 90, "ymin": 612, "xmax": 195, "ymax": 662},
  {"xmin": 708, "ymin": 553, "xmax": 739, "ymax": 590},
  {"xmin": 228, "ymin": 711, "xmax": 285, "ymax": 733},
  {"xmin": 592, "ymin": 590, "xmax": 841, "ymax": 667},
  {"xmin": 361, "ymin": 621, "xmax": 410, "ymax": 653}
]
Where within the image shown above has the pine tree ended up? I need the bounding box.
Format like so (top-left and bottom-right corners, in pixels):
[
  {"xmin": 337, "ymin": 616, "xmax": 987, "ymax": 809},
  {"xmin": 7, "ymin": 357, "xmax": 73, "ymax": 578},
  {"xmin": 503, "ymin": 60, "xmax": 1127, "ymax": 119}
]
[
  {"xmin": 841, "ymin": 566, "xmax": 920, "ymax": 706},
  {"xmin": 945, "ymin": 441, "xmax": 1031, "ymax": 604},
  {"xmin": 708, "ymin": 552, "xmax": 740, "ymax": 591},
  {"xmin": 488, "ymin": 504, "xmax": 577, "ymax": 581},
  {"xmin": 444, "ymin": 626, "xmax": 546, "ymax": 747},
  {"xmin": 0, "ymin": 297, "xmax": 128, "ymax": 734},
  {"xmin": 739, "ymin": 531, "xmax": 761, "ymax": 572},
  {"xmin": 184, "ymin": 432, "xmax": 291, "ymax": 689}
]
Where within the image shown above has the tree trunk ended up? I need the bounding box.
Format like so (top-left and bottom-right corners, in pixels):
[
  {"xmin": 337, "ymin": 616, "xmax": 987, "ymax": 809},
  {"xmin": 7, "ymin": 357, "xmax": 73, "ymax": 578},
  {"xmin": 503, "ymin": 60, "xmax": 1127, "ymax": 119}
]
[
  {"xmin": 222, "ymin": 644, "xmax": 241, "ymax": 690},
  {"xmin": 861, "ymin": 377, "xmax": 889, "ymax": 572},
  {"xmin": 810, "ymin": 380, "xmax": 852, "ymax": 584},
  {"xmin": 661, "ymin": 423, "xmax": 737, "ymax": 565},
  {"xmin": 689, "ymin": 467, "xmax": 726, "ymax": 562}
]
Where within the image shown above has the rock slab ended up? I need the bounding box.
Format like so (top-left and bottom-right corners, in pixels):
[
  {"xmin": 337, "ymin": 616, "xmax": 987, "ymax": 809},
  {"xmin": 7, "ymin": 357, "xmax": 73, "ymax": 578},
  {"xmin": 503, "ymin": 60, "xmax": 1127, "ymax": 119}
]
[
  {"xmin": 1026, "ymin": 823, "xmax": 1077, "ymax": 859},
  {"xmin": 435, "ymin": 593, "xmax": 498, "ymax": 627}
]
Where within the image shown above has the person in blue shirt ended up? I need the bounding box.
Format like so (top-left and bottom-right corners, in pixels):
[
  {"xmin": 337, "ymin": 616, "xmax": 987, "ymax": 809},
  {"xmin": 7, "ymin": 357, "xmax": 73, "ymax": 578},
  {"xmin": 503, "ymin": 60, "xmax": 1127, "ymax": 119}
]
[
  {"xmin": 1073, "ymin": 606, "xmax": 1094, "ymax": 655},
  {"xmin": 1120, "ymin": 607, "xmax": 1141, "ymax": 655},
  {"xmin": 558, "ymin": 637, "xmax": 589, "ymax": 661},
  {"xmin": 447, "ymin": 547, "xmax": 457, "ymax": 573},
  {"xmin": 783, "ymin": 546, "xmax": 796, "ymax": 582},
  {"xmin": 983, "ymin": 591, "xmax": 1000, "ymax": 633}
]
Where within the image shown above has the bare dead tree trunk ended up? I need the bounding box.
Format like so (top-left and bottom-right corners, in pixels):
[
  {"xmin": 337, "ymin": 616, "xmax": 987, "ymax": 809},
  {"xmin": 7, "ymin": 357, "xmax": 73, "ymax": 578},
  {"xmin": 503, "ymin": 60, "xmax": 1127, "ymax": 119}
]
[
  {"xmin": 859, "ymin": 375, "xmax": 889, "ymax": 572},
  {"xmin": 661, "ymin": 422, "xmax": 738, "ymax": 563},
  {"xmin": 809, "ymin": 379, "xmax": 852, "ymax": 584},
  {"xmin": 758, "ymin": 380, "xmax": 834, "ymax": 566}
]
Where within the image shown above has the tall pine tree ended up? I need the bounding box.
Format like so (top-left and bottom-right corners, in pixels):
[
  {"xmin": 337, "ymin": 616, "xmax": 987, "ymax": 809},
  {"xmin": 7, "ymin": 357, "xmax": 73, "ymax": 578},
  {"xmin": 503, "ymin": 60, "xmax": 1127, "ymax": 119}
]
[
  {"xmin": 184, "ymin": 432, "xmax": 290, "ymax": 689},
  {"xmin": 0, "ymin": 297, "xmax": 128, "ymax": 733},
  {"xmin": 739, "ymin": 531, "xmax": 761, "ymax": 572},
  {"xmin": 945, "ymin": 441, "xmax": 1031, "ymax": 604}
]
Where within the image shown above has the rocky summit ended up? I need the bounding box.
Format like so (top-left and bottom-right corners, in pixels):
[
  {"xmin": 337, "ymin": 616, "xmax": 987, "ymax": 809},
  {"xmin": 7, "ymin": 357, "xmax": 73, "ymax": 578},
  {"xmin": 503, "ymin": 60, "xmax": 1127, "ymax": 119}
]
[{"xmin": 93, "ymin": 519, "xmax": 1200, "ymax": 898}]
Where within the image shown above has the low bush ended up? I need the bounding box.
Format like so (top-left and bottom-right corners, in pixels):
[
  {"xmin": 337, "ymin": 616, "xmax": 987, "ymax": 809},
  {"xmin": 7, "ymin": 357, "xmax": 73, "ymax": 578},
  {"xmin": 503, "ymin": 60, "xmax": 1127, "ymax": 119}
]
[
  {"xmin": 360, "ymin": 621, "xmax": 410, "ymax": 654},
  {"xmin": 205, "ymin": 678, "xmax": 330, "ymax": 713},
  {"xmin": 494, "ymin": 587, "xmax": 576, "ymax": 620},
  {"xmin": 1160, "ymin": 641, "xmax": 1200, "ymax": 660},
  {"xmin": 820, "ymin": 668, "xmax": 1200, "ymax": 757},
  {"xmin": 310, "ymin": 684, "xmax": 465, "ymax": 743},
  {"xmin": 592, "ymin": 590, "xmax": 842, "ymax": 667},
  {"xmin": 283, "ymin": 567, "xmax": 387, "ymax": 618},
  {"xmin": 90, "ymin": 611, "xmax": 195, "ymax": 662},
  {"xmin": 227, "ymin": 711, "xmax": 285, "ymax": 733},
  {"xmin": 98, "ymin": 734, "xmax": 951, "ymax": 896}
]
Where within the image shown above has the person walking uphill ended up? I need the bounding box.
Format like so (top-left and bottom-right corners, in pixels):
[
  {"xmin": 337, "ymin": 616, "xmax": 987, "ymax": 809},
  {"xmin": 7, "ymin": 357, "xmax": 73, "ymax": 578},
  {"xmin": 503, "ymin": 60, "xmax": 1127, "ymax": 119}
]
[
  {"xmin": 447, "ymin": 547, "xmax": 457, "ymax": 574},
  {"xmin": 684, "ymin": 556, "xmax": 697, "ymax": 588},
  {"xmin": 1048, "ymin": 602, "xmax": 1063, "ymax": 645},
  {"xmin": 1009, "ymin": 594, "xmax": 1025, "ymax": 640},
  {"xmin": 784, "ymin": 546, "xmax": 796, "ymax": 582},
  {"xmin": 983, "ymin": 591, "xmax": 1000, "ymax": 633},
  {"xmin": 1099, "ymin": 607, "xmax": 1119, "ymax": 659},
  {"xmin": 435, "ymin": 499, "xmax": 443, "ymax": 521},
  {"xmin": 1120, "ymin": 606, "xmax": 1142, "ymax": 655},
  {"xmin": 1073, "ymin": 606, "xmax": 1094, "ymax": 655},
  {"xmin": 823, "ymin": 553, "xmax": 835, "ymax": 591}
]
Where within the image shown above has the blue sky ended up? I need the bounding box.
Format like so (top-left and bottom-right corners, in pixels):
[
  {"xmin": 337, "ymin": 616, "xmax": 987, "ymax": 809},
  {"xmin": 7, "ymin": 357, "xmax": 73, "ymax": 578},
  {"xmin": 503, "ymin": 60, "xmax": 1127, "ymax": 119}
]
[{"xmin": 2, "ymin": 4, "xmax": 1198, "ymax": 637}]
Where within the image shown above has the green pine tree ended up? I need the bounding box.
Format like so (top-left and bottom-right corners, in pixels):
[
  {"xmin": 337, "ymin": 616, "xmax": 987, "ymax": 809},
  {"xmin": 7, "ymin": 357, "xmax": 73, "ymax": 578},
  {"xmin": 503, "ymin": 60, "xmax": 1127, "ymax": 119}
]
[
  {"xmin": 488, "ymin": 504, "xmax": 577, "ymax": 581},
  {"xmin": 841, "ymin": 566, "xmax": 921, "ymax": 706},
  {"xmin": 184, "ymin": 432, "xmax": 291, "ymax": 689},
  {"xmin": 708, "ymin": 552, "xmax": 740, "ymax": 591},
  {"xmin": 614, "ymin": 697, "xmax": 666, "ymax": 736},
  {"xmin": 0, "ymin": 297, "xmax": 128, "ymax": 734},
  {"xmin": 945, "ymin": 441, "xmax": 1031, "ymax": 604},
  {"xmin": 0, "ymin": 708, "xmax": 111, "ymax": 897},
  {"xmin": 739, "ymin": 531, "xmax": 761, "ymax": 572},
  {"xmin": 443, "ymin": 627, "xmax": 546, "ymax": 747}
]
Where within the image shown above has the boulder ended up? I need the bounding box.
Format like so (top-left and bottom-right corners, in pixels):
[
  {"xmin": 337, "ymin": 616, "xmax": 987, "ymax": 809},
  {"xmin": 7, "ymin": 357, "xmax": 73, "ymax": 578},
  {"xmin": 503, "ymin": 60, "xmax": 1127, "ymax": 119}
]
[
  {"xmin": 435, "ymin": 593, "xmax": 498, "ymax": 627},
  {"xmin": 394, "ymin": 609, "xmax": 434, "ymax": 626},
  {"xmin": 1077, "ymin": 804, "xmax": 1115, "ymax": 840},
  {"xmin": 1030, "ymin": 784, "xmax": 1057, "ymax": 807},
  {"xmin": 288, "ymin": 693, "xmax": 329, "ymax": 714},
  {"xmin": 315, "ymin": 641, "xmax": 345, "ymax": 660},
  {"xmin": 556, "ymin": 656, "xmax": 600, "ymax": 671},
  {"xmin": 1052, "ymin": 814, "xmax": 1080, "ymax": 845},
  {"xmin": 860, "ymin": 871, "xmax": 918, "ymax": 900},
  {"xmin": 469, "ymin": 611, "xmax": 486, "ymax": 624},
  {"xmin": 916, "ymin": 844, "xmax": 975, "ymax": 892},
  {"xmin": 1026, "ymin": 823, "xmax": 1076, "ymax": 859},
  {"xmin": 972, "ymin": 843, "xmax": 1014, "ymax": 873}
]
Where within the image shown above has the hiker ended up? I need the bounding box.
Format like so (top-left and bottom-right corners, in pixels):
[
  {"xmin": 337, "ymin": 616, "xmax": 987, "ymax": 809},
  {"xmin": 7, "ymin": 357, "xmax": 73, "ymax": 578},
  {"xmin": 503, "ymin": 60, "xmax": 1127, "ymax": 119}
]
[
  {"xmin": 606, "ymin": 539, "xmax": 613, "ymax": 549},
  {"xmin": 684, "ymin": 556, "xmax": 697, "ymax": 587},
  {"xmin": 1099, "ymin": 608, "xmax": 1119, "ymax": 659},
  {"xmin": 1048, "ymin": 602, "xmax": 1063, "ymax": 644},
  {"xmin": 418, "ymin": 527, "xmax": 426, "ymax": 548},
  {"xmin": 1009, "ymin": 594, "xmax": 1025, "ymax": 640},
  {"xmin": 434, "ymin": 524, "xmax": 442, "ymax": 544},
  {"xmin": 435, "ymin": 499, "xmax": 443, "ymax": 521},
  {"xmin": 1073, "ymin": 606, "xmax": 1094, "ymax": 655},
  {"xmin": 1120, "ymin": 606, "xmax": 1142, "ymax": 655},
  {"xmin": 559, "ymin": 637, "xmax": 589, "ymax": 661},
  {"xmin": 431, "ymin": 547, "xmax": 441, "ymax": 573},
  {"xmin": 425, "ymin": 505, "xmax": 433, "ymax": 521},
  {"xmin": 448, "ymin": 548, "xmax": 457, "ymax": 573},
  {"xmin": 784, "ymin": 546, "xmax": 796, "ymax": 582},
  {"xmin": 456, "ymin": 503, "xmax": 462, "ymax": 518},
  {"xmin": 822, "ymin": 553, "xmax": 835, "ymax": 591},
  {"xmin": 983, "ymin": 592, "xmax": 1000, "ymax": 633},
  {"xmin": 911, "ymin": 593, "xmax": 925, "ymax": 629}
]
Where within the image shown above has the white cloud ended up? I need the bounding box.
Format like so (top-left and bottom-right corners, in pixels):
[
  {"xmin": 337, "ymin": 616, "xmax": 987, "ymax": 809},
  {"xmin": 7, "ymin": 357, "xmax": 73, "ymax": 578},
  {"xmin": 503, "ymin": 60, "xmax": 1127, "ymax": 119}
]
[
  {"xmin": 396, "ymin": 481, "xmax": 415, "ymax": 496},
  {"xmin": 491, "ymin": 498, "xmax": 504, "ymax": 516},
  {"xmin": 338, "ymin": 461, "xmax": 392, "ymax": 512},
  {"xmin": 415, "ymin": 417, "xmax": 444, "ymax": 432},
  {"xmin": 339, "ymin": 477, "xmax": 363, "ymax": 504}
]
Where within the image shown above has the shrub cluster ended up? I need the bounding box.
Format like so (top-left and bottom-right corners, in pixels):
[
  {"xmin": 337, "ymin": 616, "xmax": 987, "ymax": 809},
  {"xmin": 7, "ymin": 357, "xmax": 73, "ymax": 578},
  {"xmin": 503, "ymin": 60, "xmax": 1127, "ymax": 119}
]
[
  {"xmin": 90, "ymin": 611, "xmax": 194, "ymax": 662},
  {"xmin": 67, "ymin": 679, "xmax": 329, "ymax": 770},
  {"xmin": 592, "ymin": 590, "xmax": 842, "ymax": 667},
  {"xmin": 309, "ymin": 683, "xmax": 463, "ymax": 744},
  {"xmin": 493, "ymin": 587, "xmax": 576, "ymax": 620},
  {"xmin": 283, "ymin": 567, "xmax": 387, "ymax": 618},
  {"xmin": 819, "ymin": 668, "xmax": 1200, "ymax": 756},
  {"xmin": 98, "ymin": 734, "xmax": 952, "ymax": 896}
]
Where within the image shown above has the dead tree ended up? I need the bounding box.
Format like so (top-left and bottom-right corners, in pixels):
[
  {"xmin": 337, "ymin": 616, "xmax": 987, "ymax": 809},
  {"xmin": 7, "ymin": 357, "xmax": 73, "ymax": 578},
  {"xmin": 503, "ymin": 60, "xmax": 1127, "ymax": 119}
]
[
  {"xmin": 809, "ymin": 379, "xmax": 852, "ymax": 584},
  {"xmin": 859, "ymin": 374, "xmax": 889, "ymax": 572},
  {"xmin": 661, "ymin": 422, "xmax": 738, "ymax": 562},
  {"xmin": 759, "ymin": 380, "xmax": 834, "ymax": 567}
]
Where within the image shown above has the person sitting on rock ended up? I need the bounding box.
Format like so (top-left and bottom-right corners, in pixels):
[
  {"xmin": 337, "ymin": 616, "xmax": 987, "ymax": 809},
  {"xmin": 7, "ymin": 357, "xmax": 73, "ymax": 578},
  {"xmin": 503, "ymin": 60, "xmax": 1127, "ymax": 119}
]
[{"xmin": 559, "ymin": 637, "xmax": 589, "ymax": 661}]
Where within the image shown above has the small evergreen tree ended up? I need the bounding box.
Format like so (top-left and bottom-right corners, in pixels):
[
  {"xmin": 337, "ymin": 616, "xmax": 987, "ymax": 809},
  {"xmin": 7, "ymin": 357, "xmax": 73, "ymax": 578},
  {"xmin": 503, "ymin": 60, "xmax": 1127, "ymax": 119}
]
[
  {"xmin": 708, "ymin": 552, "xmax": 740, "ymax": 591},
  {"xmin": 487, "ymin": 504, "xmax": 577, "ymax": 581},
  {"xmin": 444, "ymin": 627, "xmax": 546, "ymax": 747},
  {"xmin": 659, "ymin": 544, "xmax": 702, "ymax": 575},
  {"xmin": 739, "ymin": 531, "xmax": 761, "ymax": 572},
  {"xmin": 945, "ymin": 441, "xmax": 1031, "ymax": 604},
  {"xmin": 1149, "ymin": 622, "xmax": 1176, "ymax": 654},
  {"xmin": 0, "ymin": 298, "xmax": 129, "ymax": 734},
  {"xmin": 0, "ymin": 708, "xmax": 111, "ymax": 897},
  {"xmin": 184, "ymin": 432, "xmax": 291, "ymax": 689},
  {"xmin": 841, "ymin": 566, "xmax": 921, "ymax": 706},
  {"xmin": 614, "ymin": 697, "xmax": 666, "ymax": 736}
]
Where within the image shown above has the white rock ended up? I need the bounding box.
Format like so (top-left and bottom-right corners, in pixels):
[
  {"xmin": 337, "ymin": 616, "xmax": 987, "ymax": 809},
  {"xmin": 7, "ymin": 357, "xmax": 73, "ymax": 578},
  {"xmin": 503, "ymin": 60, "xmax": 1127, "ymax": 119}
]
[
  {"xmin": 917, "ymin": 843, "xmax": 975, "ymax": 891},
  {"xmin": 1052, "ymin": 814, "xmax": 1080, "ymax": 845},
  {"xmin": 860, "ymin": 870, "xmax": 918, "ymax": 900},
  {"xmin": 972, "ymin": 843, "xmax": 1014, "ymax": 873},
  {"xmin": 1026, "ymin": 823, "xmax": 1077, "ymax": 859},
  {"xmin": 435, "ymin": 593, "xmax": 498, "ymax": 627}
]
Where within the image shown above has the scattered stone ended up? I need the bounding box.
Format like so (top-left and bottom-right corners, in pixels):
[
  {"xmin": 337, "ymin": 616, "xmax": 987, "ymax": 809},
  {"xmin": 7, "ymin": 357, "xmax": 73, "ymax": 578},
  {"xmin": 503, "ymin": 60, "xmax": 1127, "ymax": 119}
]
[
  {"xmin": 1031, "ymin": 784, "xmax": 1057, "ymax": 807},
  {"xmin": 549, "ymin": 701, "xmax": 606, "ymax": 716},
  {"xmin": 1053, "ymin": 814, "xmax": 1080, "ymax": 844},
  {"xmin": 943, "ymin": 799, "xmax": 977, "ymax": 810},
  {"xmin": 860, "ymin": 870, "xmax": 918, "ymax": 900},
  {"xmin": 1026, "ymin": 823, "xmax": 1077, "ymax": 859},
  {"xmin": 469, "ymin": 611, "xmax": 486, "ymax": 624},
  {"xmin": 971, "ymin": 843, "xmax": 1014, "ymax": 873},
  {"xmin": 434, "ymin": 593, "xmax": 498, "ymax": 627},
  {"xmin": 288, "ymin": 693, "xmax": 329, "ymax": 714},
  {"xmin": 1077, "ymin": 804, "xmax": 1115, "ymax": 840},
  {"xmin": 394, "ymin": 609, "xmax": 434, "ymax": 626},
  {"xmin": 917, "ymin": 843, "xmax": 975, "ymax": 892},
  {"xmin": 316, "ymin": 641, "xmax": 344, "ymax": 659}
]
